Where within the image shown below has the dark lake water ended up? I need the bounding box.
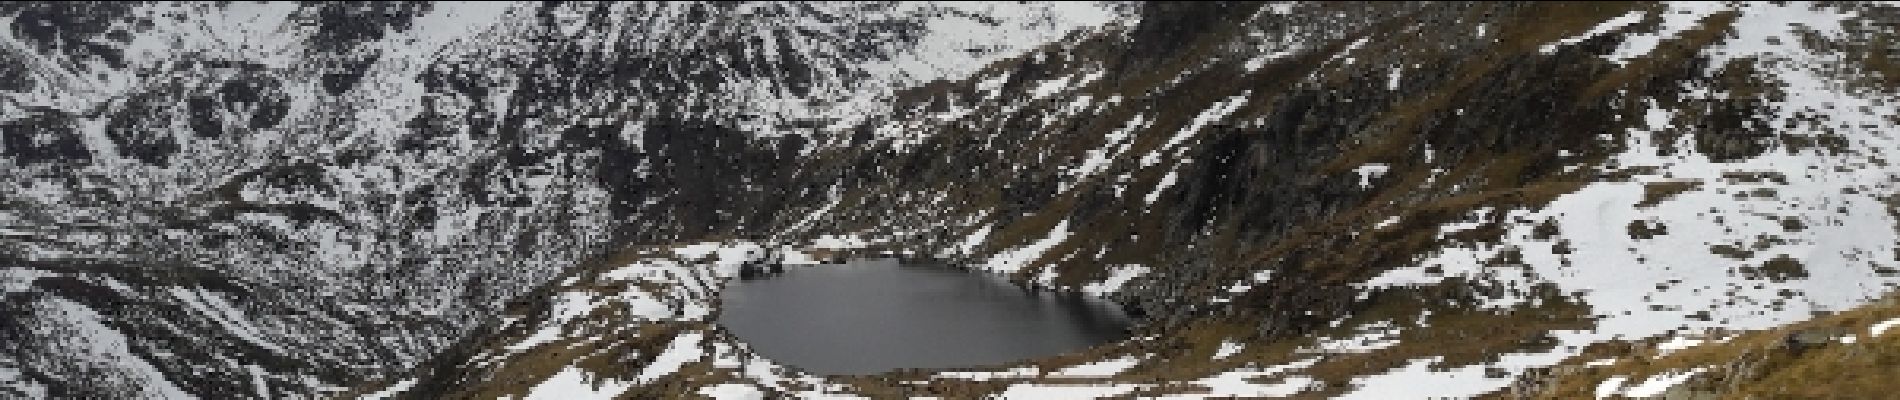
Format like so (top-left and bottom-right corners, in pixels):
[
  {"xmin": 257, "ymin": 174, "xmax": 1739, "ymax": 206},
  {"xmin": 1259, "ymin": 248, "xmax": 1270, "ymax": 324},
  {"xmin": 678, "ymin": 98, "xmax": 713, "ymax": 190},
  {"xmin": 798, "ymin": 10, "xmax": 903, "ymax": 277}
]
[{"xmin": 717, "ymin": 259, "xmax": 1132, "ymax": 375}]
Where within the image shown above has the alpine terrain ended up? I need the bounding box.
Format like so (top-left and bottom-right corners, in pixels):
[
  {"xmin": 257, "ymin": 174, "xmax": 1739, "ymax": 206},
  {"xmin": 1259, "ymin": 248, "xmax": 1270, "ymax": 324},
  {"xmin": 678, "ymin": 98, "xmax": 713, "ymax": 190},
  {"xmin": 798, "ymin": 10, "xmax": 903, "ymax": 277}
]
[{"xmin": 3, "ymin": 1, "xmax": 1899, "ymax": 399}]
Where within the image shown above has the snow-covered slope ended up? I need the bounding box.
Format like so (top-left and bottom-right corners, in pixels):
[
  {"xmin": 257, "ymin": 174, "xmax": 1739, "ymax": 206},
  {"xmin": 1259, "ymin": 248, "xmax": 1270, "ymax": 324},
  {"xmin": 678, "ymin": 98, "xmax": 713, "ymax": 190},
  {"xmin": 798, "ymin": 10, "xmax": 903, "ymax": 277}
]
[
  {"xmin": 8, "ymin": 1, "xmax": 1900, "ymax": 399},
  {"xmin": 371, "ymin": 2, "xmax": 1900, "ymax": 398},
  {"xmin": 0, "ymin": 2, "xmax": 1118, "ymax": 397}
]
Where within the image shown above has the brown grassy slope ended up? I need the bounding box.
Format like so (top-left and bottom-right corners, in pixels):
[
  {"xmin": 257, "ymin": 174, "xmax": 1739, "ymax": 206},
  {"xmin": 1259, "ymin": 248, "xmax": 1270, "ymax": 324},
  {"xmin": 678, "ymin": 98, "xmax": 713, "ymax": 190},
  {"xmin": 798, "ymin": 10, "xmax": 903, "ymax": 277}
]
[{"xmin": 1515, "ymin": 294, "xmax": 1900, "ymax": 399}]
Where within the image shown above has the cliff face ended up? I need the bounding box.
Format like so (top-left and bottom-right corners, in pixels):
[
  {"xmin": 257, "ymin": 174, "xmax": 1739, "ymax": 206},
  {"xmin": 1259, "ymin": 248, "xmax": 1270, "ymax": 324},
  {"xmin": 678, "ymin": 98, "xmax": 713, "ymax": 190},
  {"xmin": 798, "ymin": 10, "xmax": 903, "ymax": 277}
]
[{"xmin": 6, "ymin": 2, "xmax": 1900, "ymax": 399}]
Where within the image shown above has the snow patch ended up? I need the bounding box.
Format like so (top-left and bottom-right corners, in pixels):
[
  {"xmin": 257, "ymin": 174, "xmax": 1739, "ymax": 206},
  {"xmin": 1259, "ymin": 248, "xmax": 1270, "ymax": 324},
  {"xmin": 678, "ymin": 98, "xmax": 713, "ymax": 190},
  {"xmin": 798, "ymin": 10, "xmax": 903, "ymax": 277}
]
[
  {"xmin": 954, "ymin": 224, "xmax": 996, "ymax": 256},
  {"xmin": 1145, "ymin": 168, "xmax": 1180, "ymax": 205},
  {"xmin": 697, "ymin": 383, "xmax": 766, "ymax": 400},
  {"xmin": 521, "ymin": 367, "xmax": 633, "ymax": 400},
  {"xmin": 992, "ymin": 383, "xmax": 1142, "ymax": 399},
  {"xmin": 1212, "ymin": 340, "xmax": 1245, "ymax": 360},
  {"xmin": 1224, "ymin": 269, "xmax": 1276, "ymax": 295},
  {"xmin": 1158, "ymin": 358, "xmax": 1319, "ymax": 399},
  {"xmin": 1142, "ymin": 92, "xmax": 1251, "ymax": 166},
  {"xmin": 1598, "ymin": 367, "xmax": 1708, "ymax": 399},
  {"xmin": 1655, "ymin": 335, "xmax": 1722, "ymax": 356},
  {"xmin": 1030, "ymin": 74, "xmax": 1080, "ymax": 100},
  {"xmin": 636, "ymin": 332, "xmax": 707, "ymax": 384},
  {"xmin": 1244, "ymin": 47, "xmax": 1303, "ymax": 72},
  {"xmin": 1595, "ymin": 376, "xmax": 1631, "ymax": 399},
  {"xmin": 1064, "ymin": 115, "xmax": 1151, "ymax": 191},
  {"xmin": 935, "ymin": 366, "xmax": 1042, "ymax": 381},
  {"xmin": 1608, "ymin": 2, "xmax": 1729, "ymax": 64},
  {"xmin": 1871, "ymin": 317, "xmax": 1900, "ymax": 337},
  {"xmin": 1302, "ymin": 321, "xmax": 1402, "ymax": 354},
  {"xmin": 1373, "ymin": 216, "xmax": 1402, "ymax": 229},
  {"xmin": 1339, "ymin": 351, "xmax": 1574, "ymax": 400},
  {"xmin": 981, "ymin": 220, "xmax": 1073, "ymax": 274},
  {"xmin": 1353, "ymin": 164, "xmax": 1390, "ymax": 188},
  {"xmin": 1048, "ymin": 356, "xmax": 1142, "ymax": 378},
  {"xmin": 1540, "ymin": 11, "xmax": 1647, "ymax": 54},
  {"xmin": 1083, "ymin": 265, "xmax": 1150, "ymax": 295}
]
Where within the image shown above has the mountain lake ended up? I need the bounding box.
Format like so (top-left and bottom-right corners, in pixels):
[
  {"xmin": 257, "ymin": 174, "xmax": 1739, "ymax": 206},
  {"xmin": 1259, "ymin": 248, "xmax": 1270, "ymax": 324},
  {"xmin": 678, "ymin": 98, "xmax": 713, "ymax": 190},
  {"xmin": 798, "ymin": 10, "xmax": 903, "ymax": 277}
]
[{"xmin": 717, "ymin": 259, "xmax": 1133, "ymax": 375}]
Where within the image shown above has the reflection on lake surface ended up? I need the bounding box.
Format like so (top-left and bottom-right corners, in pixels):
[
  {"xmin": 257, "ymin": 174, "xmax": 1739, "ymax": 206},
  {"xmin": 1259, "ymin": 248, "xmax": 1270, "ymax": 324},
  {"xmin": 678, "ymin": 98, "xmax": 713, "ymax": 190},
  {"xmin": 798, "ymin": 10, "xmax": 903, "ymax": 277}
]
[{"xmin": 718, "ymin": 259, "xmax": 1132, "ymax": 375}]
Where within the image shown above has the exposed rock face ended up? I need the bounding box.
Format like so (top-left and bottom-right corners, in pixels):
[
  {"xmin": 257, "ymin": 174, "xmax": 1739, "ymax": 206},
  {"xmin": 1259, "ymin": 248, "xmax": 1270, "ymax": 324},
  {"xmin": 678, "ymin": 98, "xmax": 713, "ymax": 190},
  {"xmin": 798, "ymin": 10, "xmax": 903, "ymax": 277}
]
[
  {"xmin": 0, "ymin": 108, "xmax": 87, "ymax": 165},
  {"xmin": 6, "ymin": 1, "xmax": 1900, "ymax": 398}
]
